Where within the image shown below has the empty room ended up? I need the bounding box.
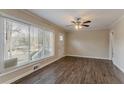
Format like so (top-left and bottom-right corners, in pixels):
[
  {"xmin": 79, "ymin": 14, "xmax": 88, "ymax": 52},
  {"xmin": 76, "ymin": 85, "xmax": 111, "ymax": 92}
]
[{"xmin": 0, "ymin": 9, "xmax": 124, "ymax": 84}]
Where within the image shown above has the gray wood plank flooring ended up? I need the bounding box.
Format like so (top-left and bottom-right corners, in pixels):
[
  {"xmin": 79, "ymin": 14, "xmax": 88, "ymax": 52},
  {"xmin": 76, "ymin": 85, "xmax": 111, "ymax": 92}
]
[{"xmin": 13, "ymin": 56, "xmax": 123, "ymax": 84}]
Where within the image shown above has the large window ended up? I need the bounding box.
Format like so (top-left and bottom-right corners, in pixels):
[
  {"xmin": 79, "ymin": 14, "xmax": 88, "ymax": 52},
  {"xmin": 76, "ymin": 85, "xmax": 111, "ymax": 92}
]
[
  {"xmin": 0, "ymin": 17, "xmax": 54, "ymax": 70},
  {"xmin": 4, "ymin": 19, "xmax": 30, "ymax": 63},
  {"xmin": 30, "ymin": 26, "xmax": 39, "ymax": 60}
]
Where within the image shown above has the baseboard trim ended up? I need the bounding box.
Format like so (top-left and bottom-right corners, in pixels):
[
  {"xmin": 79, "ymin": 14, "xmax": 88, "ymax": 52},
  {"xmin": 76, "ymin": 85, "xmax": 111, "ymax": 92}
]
[
  {"xmin": 1, "ymin": 55, "xmax": 65, "ymax": 84},
  {"xmin": 113, "ymin": 62, "xmax": 124, "ymax": 74},
  {"xmin": 112, "ymin": 62, "xmax": 124, "ymax": 83},
  {"xmin": 67, "ymin": 55, "xmax": 110, "ymax": 60}
]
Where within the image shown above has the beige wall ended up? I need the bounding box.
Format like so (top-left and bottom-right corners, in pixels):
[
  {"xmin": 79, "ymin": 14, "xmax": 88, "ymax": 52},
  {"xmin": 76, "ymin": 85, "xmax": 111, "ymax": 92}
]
[
  {"xmin": 110, "ymin": 15, "xmax": 124, "ymax": 73},
  {"xmin": 66, "ymin": 30, "xmax": 109, "ymax": 59},
  {"xmin": 0, "ymin": 10, "xmax": 66, "ymax": 83}
]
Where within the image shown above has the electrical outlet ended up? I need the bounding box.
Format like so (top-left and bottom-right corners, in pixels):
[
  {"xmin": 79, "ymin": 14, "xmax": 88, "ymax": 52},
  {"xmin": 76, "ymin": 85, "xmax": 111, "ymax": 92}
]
[{"xmin": 33, "ymin": 65, "xmax": 39, "ymax": 70}]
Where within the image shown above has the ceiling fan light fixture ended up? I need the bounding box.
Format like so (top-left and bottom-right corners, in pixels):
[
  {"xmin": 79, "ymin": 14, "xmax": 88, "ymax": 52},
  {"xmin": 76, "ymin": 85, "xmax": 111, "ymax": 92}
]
[
  {"xmin": 75, "ymin": 25, "xmax": 78, "ymax": 30},
  {"xmin": 67, "ymin": 17, "xmax": 91, "ymax": 31},
  {"xmin": 79, "ymin": 25, "xmax": 82, "ymax": 29},
  {"xmin": 75, "ymin": 24, "xmax": 82, "ymax": 30}
]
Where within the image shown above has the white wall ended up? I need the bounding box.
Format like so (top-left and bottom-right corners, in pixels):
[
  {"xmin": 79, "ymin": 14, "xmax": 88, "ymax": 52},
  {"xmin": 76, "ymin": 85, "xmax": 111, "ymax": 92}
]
[
  {"xmin": 0, "ymin": 10, "xmax": 66, "ymax": 83},
  {"xmin": 66, "ymin": 30, "xmax": 109, "ymax": 59},
  {"xmin": 110, "ymin": 15, "xmax": 124, "ymax": 72}
]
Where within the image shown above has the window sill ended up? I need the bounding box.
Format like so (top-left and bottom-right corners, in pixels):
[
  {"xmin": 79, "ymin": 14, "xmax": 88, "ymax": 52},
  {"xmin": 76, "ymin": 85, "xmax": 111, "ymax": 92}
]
[{"xmin": 0, "ymin": 54, "xmax": 54, "ymax": 76}]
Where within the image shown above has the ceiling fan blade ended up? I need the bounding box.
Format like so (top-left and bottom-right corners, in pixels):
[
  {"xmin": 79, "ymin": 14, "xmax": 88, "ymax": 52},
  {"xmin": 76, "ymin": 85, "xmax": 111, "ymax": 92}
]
[
  {"xmin": 82, "ymin": 25, "xmax": 90, "ymax": 27},
  {"xmin": 71, "ymin": 21, "xmax": 76, "ymax": 24},
  {"xmin": 83, "ymin": 20, "xmax": 91, "ymax": 23}
]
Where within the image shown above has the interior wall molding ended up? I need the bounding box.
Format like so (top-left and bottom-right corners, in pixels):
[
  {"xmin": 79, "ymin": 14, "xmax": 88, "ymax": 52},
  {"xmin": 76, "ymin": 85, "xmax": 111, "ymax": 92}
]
[
  {"xmin": 112, "ymin": 62, "xmax": 124, "ymax": 83},
  {"xmin": 109, "ymin": 14, "xmax": 124, "ymax": 29},
  {"xmin": 21, "ymin": 10, "xmax": 67, "ymax": 32},
  {"xmin": 66, "ymin": 54, "xmax": 110, "ymax": 60}
]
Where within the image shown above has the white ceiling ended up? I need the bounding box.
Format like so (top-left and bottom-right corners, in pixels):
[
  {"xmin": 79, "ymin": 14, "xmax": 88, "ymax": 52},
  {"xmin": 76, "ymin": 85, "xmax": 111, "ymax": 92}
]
[{"xmin": 29, "ymin": 9, "xmax": 124, "ymax": 31}]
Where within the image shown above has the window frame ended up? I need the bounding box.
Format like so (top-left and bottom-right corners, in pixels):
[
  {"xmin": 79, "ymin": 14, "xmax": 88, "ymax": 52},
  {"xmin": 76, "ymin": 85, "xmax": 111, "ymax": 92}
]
[
  {"xmin": 0, "ymin": 16, "xmax": 4, "ymax": 73},
  {"xmin": 0, "ymin": 14, "xmax": 55, "ymax": 74},
  {"xmin": 4, "ymin": 18, "xmax": 30, "ymax": 63}
]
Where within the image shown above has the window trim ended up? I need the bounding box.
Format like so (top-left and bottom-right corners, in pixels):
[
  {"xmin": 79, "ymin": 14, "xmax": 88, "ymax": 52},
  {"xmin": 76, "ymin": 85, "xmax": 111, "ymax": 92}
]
[
  {"xmin": 0, "ymin": 13, "xmax": 54, "ymax": 32},
  {"xmin": 0, "ymin": 16, "xmax": 4, "ymax": 73},
  {"xmin": 0, "ymin": 55, "xmax": 55, "ymax": 75},
  {"xmin": 0, "ymin": 14, "xmax": 55, "ymax": 74}
]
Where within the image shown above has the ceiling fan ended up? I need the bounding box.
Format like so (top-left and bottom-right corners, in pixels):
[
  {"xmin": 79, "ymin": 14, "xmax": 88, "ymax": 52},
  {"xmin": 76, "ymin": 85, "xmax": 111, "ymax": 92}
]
[{"xmin": 67, "ymin": 17, "xmax": 91, "ymax": 30}]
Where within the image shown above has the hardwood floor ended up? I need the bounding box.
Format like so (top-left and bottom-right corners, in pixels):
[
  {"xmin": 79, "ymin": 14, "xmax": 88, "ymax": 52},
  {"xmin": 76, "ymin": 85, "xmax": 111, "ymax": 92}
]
[{"xmin": 13, "ymin": 56, "xmax": 123, "ymax": 84}]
